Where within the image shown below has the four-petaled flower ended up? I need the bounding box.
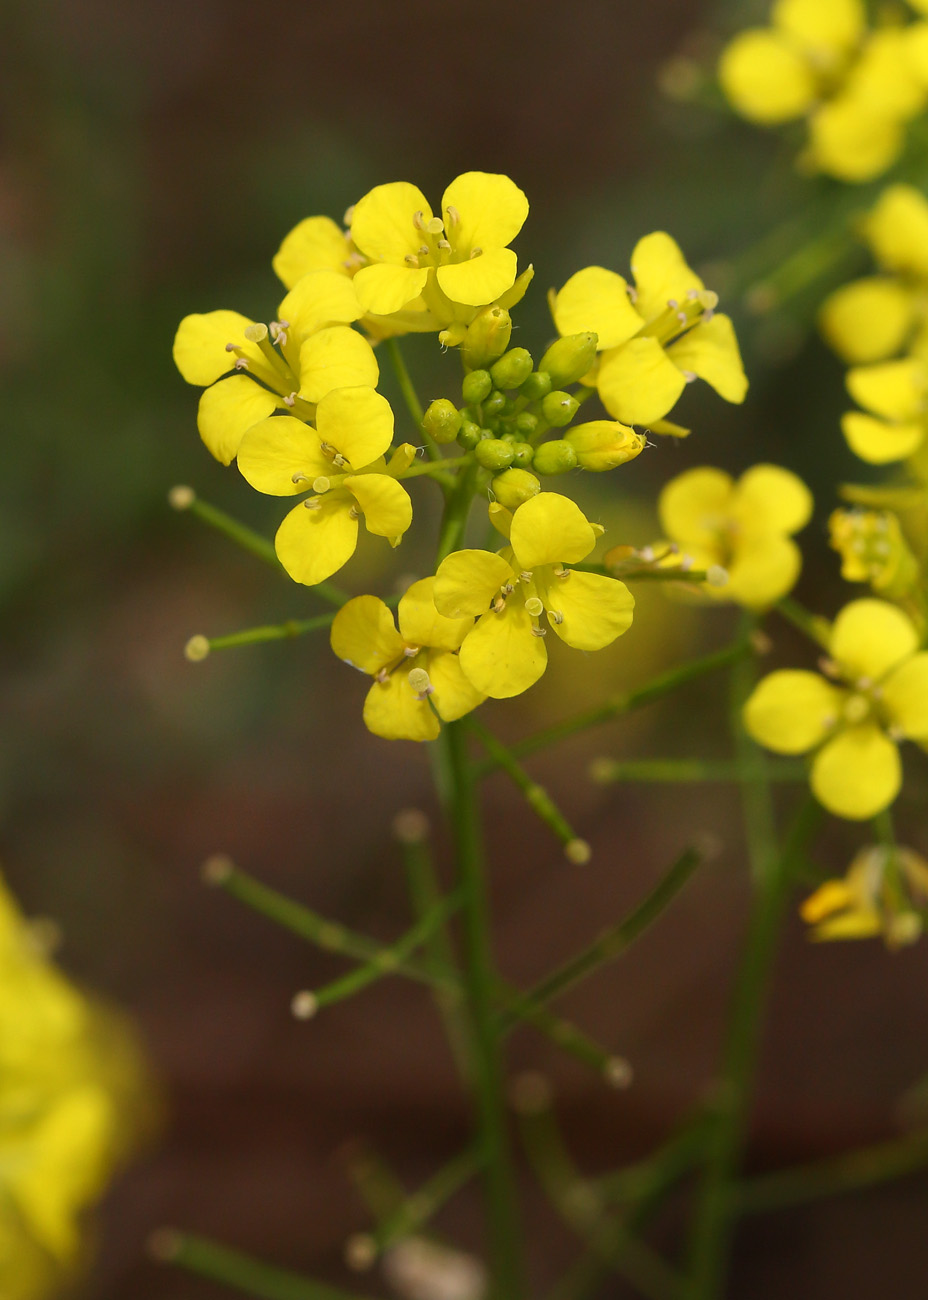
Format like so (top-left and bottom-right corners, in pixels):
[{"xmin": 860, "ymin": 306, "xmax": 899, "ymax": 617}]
[
  {"xmin": 841, "ymin": 354, "xmax": 928, "ymax": 463},
  {"xmin": 800, "ymin": 842, "xmax": 928, "ymax": 946}
]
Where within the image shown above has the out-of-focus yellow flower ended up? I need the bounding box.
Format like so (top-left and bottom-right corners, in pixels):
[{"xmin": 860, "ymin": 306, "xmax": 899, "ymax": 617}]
[
  {"xmin": 656, "ymin": 464, "xmax": 812, "ymax": 608},
  {"xmin": 237, "ymin": 389, "xmax": 412, "ymax": 586},
  {"xmin": 331, "ymin": 579, "xmax": 484, "ymax": 741},
  {"xmin": 551, "ymin": 233, "xmax": 747, "ymax": 427},
  {"xmin": 744, "ymin": 598, "xmax": 928, "ymax": 819},
  {"xmin": 829, "ymin": 507, "xmax": 920, "ymax": 598},
  {"xmin": 801, "ymin": 842, "xmax": 928, "ymax": 945},
  {"xmin": 841, "ymin": 355, "xmax": 928, "ymax": 463},
  {"xmin": 433, "ymin": 494, "xmax": 634, "ymax": 699}
]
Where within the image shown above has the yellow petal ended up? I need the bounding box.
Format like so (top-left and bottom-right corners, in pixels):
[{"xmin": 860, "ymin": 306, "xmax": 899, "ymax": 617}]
[
  {"xmin": 538, "ymin": 570, "xmax": 634, "ymax": 650},
  {"xmin": 718, "ymin": 28, "xmax": 817, "ymax": 123},
  {"xmin": 811, "ymin": 724, "xmax": 901, "ymax": 819},
  {"xmin": 345, "ymin": 472, "xmax": 412, "ymax": 541},
  {"xmin": 881, "ymin": 652, "xmax": 928, "ymax": 738},
  {"xmin": 732, "ymin": 464, "xmax": 813, "ymax": 535},
  {"xmin": 398, "ymin": 577, "xmax": 473, "ymax": 651},
  {"xmin": 800, "ymin": 879, "xmax": 858, "ymax": 924},
  {"xmin": 330, "ymin": 595, "xmax": 404, "ymax": 675},
  {"xmin": 353, "ymin": 262, "xmax": 431, "ymax": 316},
  {"xmin": 277, "ymin": 269, "xmax": 363, "ymax": 342},
  {"xmin": 434, "ymin": 550, "xmax": 514, "ymax": 618},
  {"xmin": 841, "ymin": 411, "xmax": 924, "ymax": 463},
  {"xmin": 351, "ymin": 181, "xmax": 432, "ymax": 262},
  {"xmin": 363, "ymin": 670, "xmax": 440, "ymax": 742},
  {"xmin": 427, "ymin": 648, "xmax": 486, "ymax": 721},
  {"xmin": 665, "ymin": 314, "xmax": 748, "ymax": 405},
  {"xmin": 597, "ymin": 337, "xmax": 687, "ymax": 425},
  {"xmin": 630, "ymin": 232, "xmax": 704, "ymax": 324},
  {"xmin": 773, "ymin": 0, "xmax": 865, "ymax": 55},
  {"xmin": 811, "ymin": 909, "xmax": 884, "ymax": 940},
  {"xmin": 659, "ymin": 467, "xmax": 734, "ymax": 549},
  {"xmin": 726, "ymin": 534, "xmax": 803, "ymax": 609},
  {"xmin": 315, "ymin": 386, "xmax": 394, "ymax": 470},
  {"xmin": 510, "ymin": 492, "xmax": 596, "ymax": 569},
  {"xmin": 173, "ymin": 310, "xmax": 263, "ymax": 385},
  {"xmin": 830, "ymin": 598, "xmax": 919, "ymax": 681},
  {"xmin": 808, "ymin": 97, "xmax": 904, "ymax": 183},
  {"xmin": 864, "ymin": 183, "xmax": 928, "ymax": 277},
  {"xmin": 552, "ymin": 267, "xmax": 643, "ymax": 350},
  {"xmin": 846, "ymin": 357, "xmax": 926, "ymax": 421},
  {"xmin": 237, "ymin": 415, "xmax": 330, "ymax": 494},
  {"xmin": 436, "ymin": 248, "xmax": 518, "ymax": 307},
  {"xmin": 275, "ymin": 492, "xmax": 358, "ymax": 585},
  {"xmin": 498, "ymin": 263, "xmax": 535, "ymax": 310},
  {"xmin": 744, "ymin": 670, "xmax": 844, "ymax": 753},
  {"xmin": 818, "ymin": 278, "xmax": 915, "ymax": 364},
  {"xmin": 273, "ymin": 216, "xmax": 352, "ymax": 290},
  {"xmin": 441, "ymin": 171, "xmax": 529, "ymax": 254},
  {"xmin": 297, "ymin": 325, "xmax": 379, "ymax": 403},
  {"xmin": 459, "ymin": 596, "xmax": 547, "ymax": 698},
  {"xmin": 846, "ymin": 29, "xmax": 926, "ymax": 118},
  {"xmin": 196, "ymin": 376, "xmax": 278, "ymax": 465}
]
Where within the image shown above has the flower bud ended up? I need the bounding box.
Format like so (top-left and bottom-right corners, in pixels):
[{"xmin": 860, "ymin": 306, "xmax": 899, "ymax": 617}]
[
  {"xmin": 482, "ymin": 390, "xmax": 507, "ymax": 417},
  {"xmin": 422, "ymin": 398, "xmax": 462, "ymax": 445},
  {"xmin": 522, "ymin": 371, "xmax": 552, "ymax": 400},
  {"xmin": 565, "ymin": 420, "xmax": 646, "ymax": 471},
  {"xmin": 490, "ymin": 347, "xmax": 534, "ymax": 391},
  {"xmin": 491, "ymin": 467, "xmax": 541, "ymax": 508},
  {"xmin": 513, "ymin": 412, "xmax": 538, "ymax": 437},
  {"xmin": 829, "ymin": 508, "xmax": 919, "ymax": 599},
  {"xmin": 457, "ymin": 421, "xmax": 482, "ymax": 450},
  {"xmin": 542, "ymin": 391, "xmax": 580, "ymax": 427},
  {"xmin": 539, "ymin": 332, "xmax": 599, "ymax": 387},
  {"xmin": 461, "ymin": 306, "xmax": 512, "ymax": 370},
  {"xmin": 533, "ymin": 440, "xmax": 579, "ymax": 475},
  {"xmin": 475, "ymin": 438, "xmax": 516, "ymax": 471},
  {"xmin": 510, "ymin": 441, "xmax": 534, "ymax": 468},
  {"xmin": 462, "ymin": 369, "xmax": 493, "ymax": 406}
]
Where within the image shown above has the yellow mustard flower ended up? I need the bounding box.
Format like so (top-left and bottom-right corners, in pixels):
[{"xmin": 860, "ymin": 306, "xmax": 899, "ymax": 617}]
[
  {"xmin": 349, "ymin": 172, "xmax": 529, "ymax": 322},
  {"xmin": 841, "ymin": 355, "xmax": 928, "ymax": 463},
  {"xmin": 432, "ymin": 493, "xmax": 634, "ymax": 699},
  {"xmin": 829, "ymin": 507, "xmax": 920, "ymax": 598},
  {"xmin": 237, "ymin": 388, "xmax": 412, "ymax": 586},
  {"xmin": 272, "ymin": 215, "xmax": 360, "ymax": 289},
  {"xmin": 173, "ymin": 270, "xmax": 372, "ymax": 464},
  {"xmin": 331, "ymin": 579, "xmax": 485, "ymax": 741},
  {"xmin": 801, "ymin": 842, "xmax": 928, "ymax": 946},
  {"xmin": 551, "ymin": 233, "xmax": 747, "ymax": 427},
  {"xmin": 744, "ymin": 598, "xmax": 928, "ymax": 819},
  {"xmin": 656, "ymin": 464, "xmax": 812, "ymax": 608}
]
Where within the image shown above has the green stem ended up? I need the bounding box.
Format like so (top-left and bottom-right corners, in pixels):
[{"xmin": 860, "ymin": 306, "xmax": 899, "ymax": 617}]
[
  {"xmin": 775, "ymin": 597, "xmax": 832, "ymax": 650},
  {"xmin": 436, "ymin": 464, "xmax": 479, "ymax": 562},
  {"xmin": 151, "ymin": 1231, "xmax": 372, "ymax": 1300},
  {"xmin": 371, "ymin": 1147, "xmax": 483, "ymax": 1253},
  {"xmin": 590, "ymin": 758, "xmax": 807, "ymax": 784},
  {"xmin": 440, "ymin": 719, "xmax": 524, "ymax": 1300},
  {"xmin": 191, "ymin": 613, "xmax": 335, "ymax": 656},
  {"xmin": 385, "ymin": 337, "xmax": 440, "ymax": 460}
]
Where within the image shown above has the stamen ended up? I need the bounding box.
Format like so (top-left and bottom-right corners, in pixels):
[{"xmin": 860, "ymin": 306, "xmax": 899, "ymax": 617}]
[
  {"xmin": 332, "ymin": 453, "xmax": 348, "ymax": 468},
  {"xmin": 520, "ymin": 570, "xmax": 533, "ymax": 583},
  {"xmin": 681, "ymin": 369, "xmax": 697, "ymax": 383},
  {"xmin": 548, "ymin": 609, "xmax": 564, "ymax": 625},
  {"xmin": 667, "ymin": 298, "xmax": 679, "ymax": 309},
  {"xmin": 502, "ymin": 581, "xmax": 515, "ymax": 596},
  {"xmin": 291, "ymin": 472, "xmax": 310, "ymax": 484},
  {"xmin": 437, "ymin": 238, "xmax": 451, "ymax": 251},
  {"xmin": 418, "ymin": 244, "xmax": 430, "ymax": 257},
  {"xmin": 470, "ymin": 246, "xmax": 483, "ymax": 259},
  {"xmin": 224, "ymin": 342, "xmax": 239, "ymax": 352},
  {"xmin": 413, "ymin": 210, "xmax": 427, "ymax": 230},
  {"xmin": 343, "ymin": 204, "xmax": 356, "ymax": 226},
  {"xmin": 304, "ymin": 498, "xmax": 322, "ymax": 510},
  {"xmin": 283, "ymin": 392, "xmax": 296, "ymax": 407},
  {"xmin": 627, "ymin": 285, "xmax": 638, "ymax": 302},
  {"xmin": 405, "ymin": 254, "xmax": 420, "ymax": 267},
  {"xmin": 531, "ymin": 627, "xmax": 547, "ymax": 637},
  {"xmin": 348, "ymin": 505, "xmax": 360, "ymax": 520},
  {"xmin": 444, "ymin": 204, "xmax": 460, "ymax": 228},
  {"xmin": 234, "ymin": 357, "xmax": 250, "ymax": 370},
  {"xmin": 403, "ymin": 645, "xmax": 419, "ymax": 657},
  {"xmin": 492, "ymin": 597, "xmax": 506, "ymax": 613},
  {"xmin": 375, "ymin": 668, "xmax": 389, "ymax": 683}
]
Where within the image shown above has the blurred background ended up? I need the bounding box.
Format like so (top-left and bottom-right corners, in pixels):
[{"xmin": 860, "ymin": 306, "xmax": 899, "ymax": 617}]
[{"xmin": 2, "ymin": 0, "xmax": 928, "ymax": 1295}]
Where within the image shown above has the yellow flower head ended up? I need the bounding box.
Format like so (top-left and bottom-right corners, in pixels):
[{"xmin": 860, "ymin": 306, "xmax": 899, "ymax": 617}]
[
  {"xmin": 348, "ymin": 173, "xmax": 530, "ymax": 326},
  {"xmin": 829, "ymin": 507, "xmax": 920, "ymax": 599},
  {"xmin": 433, "ymin": 494, "xmax": 635, "ymax": 699},
  {"xmin": 841, "ymin": 355, "xmax": 928, "ymax": 463},
  {"xmin": 801, "ymin": 842, "xmax": 928, "ymax": 946},
  {"xmin": 237, "ymin": 388, "xmax": 413, "ymax": 586},
  {"xmin": 551, "ymin": 233, "xmax": 747, "ymax": 426},
  {"xmin": 744, "ymin": 598, "xmax": 928, "ymax": 819},
  {"xmin": 657, "ymin": 464, "xmax": 812, "ymax": 608},
  {"xmin": 173, "ymin": 271, "xmax": 373, "ymax": 464},
  {"xmin": 331, "ymin": 579, "xmax": 485, "ymax": 742}
]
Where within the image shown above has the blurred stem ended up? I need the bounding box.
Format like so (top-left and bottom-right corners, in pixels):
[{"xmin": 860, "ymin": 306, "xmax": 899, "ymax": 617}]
[
  {"xmin": 774, "ymin": 597, "xmax": 832, "ymax": 650},
  {"xmin": 385, "ymin": 337, "xmax": 440, "ymax": 460},
  {"xmin": 370, "ymin": 1147, "xmax": 484, "ymax": 1253},
  {"xmin": 439, "ymin": 720, "xmax": 524, "ymax": 1300},
  {"xmin": 197, "ymin": 613, "xmax": 334, "ymax": 653},
  {"xmin": 152, "ymin": 1231, "xmax": 371, "ymax": 1300},
  {"xmin": 590, "ymin": 758, "xmax": 806, "ymax": 784}
]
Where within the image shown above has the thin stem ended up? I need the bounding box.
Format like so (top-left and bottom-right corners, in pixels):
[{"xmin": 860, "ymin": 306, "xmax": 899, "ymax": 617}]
[
  {"xmin": 385, "ymin": 337, "xmax": 440, "ymax": 460},
  {"xmin": 774, "ymin": 597, "xmax": 832, "ymax": 650},
  {"xmin": 190, "ymin": 613, "xmax": 334, "ymax": 656},
  {"xmin": 150, "ymin": 1231, "xmax": 372, "ymax": 1300},
  {"xmin": 436, "ymin": 463, "xmax": 479, "ymax": 563},
  {"xmin": 370, "ymin": 1147, "xmax": 483, "ymax": 1253},
  {"xmin": 590, "ymin": 758, "xmax": 806, "ymax": 784}
]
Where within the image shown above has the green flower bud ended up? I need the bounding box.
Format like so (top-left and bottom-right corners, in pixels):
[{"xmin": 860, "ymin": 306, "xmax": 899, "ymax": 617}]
[
  {"xmin": 542, "ymin": 391, "xmax": 580, "ymax": 427},
  {"xmin": 513, "ymin": 412, "xmax": 538, "ymax": 436},
  {"xmin": 510, "ymin": 441, "xmax": 534, "ymax": 468},
  {"xmin": 422, "ymin": 398, "xmax": 463, "ymax": 445},
  {"xmin": 539, "ymin": 332, "xmax": 599, "ymax": 387},
  {"xmin": 533, "ymin": 440, "xmax": 579, "ymax": 475},
  {"xmin": 490, "ymin": 347, "xmax": 534, "ymax": 391},
  {"xmin": 565, "ymin": 420, "xmax": 646, "ymax": 471},
  {"xmin": 461, "ymin": 306, "xmax": 512, "ymax": 370},
  {"xmin": 522, "ymin": 371, "xmax": 552, "ymax": 400},
  {"xmin": 475, "ymin": 438, "xmax": 516, "ymax": 471},
  {"xmin": 483, "ymin": 390, "xmax": 507, "ymax": 417},
  {"xmin": 491, "ymin": 468, "xmax": 541, "ymax": 509},
  {"xmin": 457, "ymin": 420, "xmax": 482, "ymax": 450},
  {"xmin": 462, "ymin": 370, "xmax": 493, "ymax": 406}
]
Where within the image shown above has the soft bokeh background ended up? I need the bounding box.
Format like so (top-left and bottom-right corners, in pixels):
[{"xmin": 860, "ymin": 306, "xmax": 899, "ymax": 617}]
[{"xmin": 2, "ymin": 0, "xmax": 928, "ymax": 1295}]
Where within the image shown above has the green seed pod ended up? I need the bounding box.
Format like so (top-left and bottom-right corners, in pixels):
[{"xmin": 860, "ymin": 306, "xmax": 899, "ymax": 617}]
[
  {"xmin": 482, "ymin": 390, "xmax": 507, "ymax": 417},
  {"xmin": 510, "ymin": 441, "xmax": 534, "ymax": 468},
  {"xmin": 533, "ymin": 439, "xmax": 579, "ymax": 475},
  {"xmin": 565, "ymin": 420, "xmax": 646, "ymax": 471},
  {"xmin": 461, "ymin": 306, "xmax": 512, "ymax": 370},
  {"xmin": 522, "ymin": 371, "xmax": 552, "ymax": 400},
  {"xmin": 457, "ymin": 420, "xmax": 482, "ymax": 450},
  {"xmin": 490, "ymin": 347, "xmax": 534, "ymax": 391},
  {"xmin": 462, "ymin": 370, "xmax": 493, "ymax": 406},
  {"xmin": 474, "ymin": 438, "xmax": 516, "ymax": 471},
  {"xmin": 538, "ymin": 332, "xmax": 599, "ymax": 387},
  {"xmin": 422, "ymin": 398, "xmax": 463, "ymax": 445},
  {"xmin": 542, "ymin": 391, "xmax": 580, "ymax": 427},
  {"xmin": 491, "ymin": 467, "xmax": 541, "ymax": 508},
  {"xmin": 513, "ymin": 412, "xmax": 538, "ymax": 437}
]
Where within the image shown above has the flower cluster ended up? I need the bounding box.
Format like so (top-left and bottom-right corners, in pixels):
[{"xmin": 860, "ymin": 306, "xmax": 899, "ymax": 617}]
[{"xmin": 801, "ymin": 842, "xmax": 928, "ymax": 946}]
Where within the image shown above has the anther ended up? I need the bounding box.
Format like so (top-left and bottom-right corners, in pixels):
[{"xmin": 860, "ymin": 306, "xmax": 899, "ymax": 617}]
[
  {"xmin": 343, "ymin": 204, "xmax": 355, "ymax": 225},
  {"xmin": 502, "ymin": 581, "xmax": 515, "ymax": 596},
  {"xmin": 627, "ymin": 285, "xmax": 638, "ymax": 302},
  {"xmin": 520, "ymin": 570, "xmax": 533, "ymax": 582},
  {"xmin": 667, "ymin": 298, "xmax": 679, "ymax": 308},
  {"xmin": 291, "ymin": 990, "xmax": 318, "ymax": 1020},
  {"xmin": 375, "ymin": 669, "xmax": 389, "ymax": 683},
  {"xmin": 638, "ymin": 546, "xmax": 655, "ymax": 563},
  {"xmin": 702, "ymin": 308, "xmax": 715, "ymax": 322},
  {"xmin": 677, "ymin": 311, "xmax": 688, "ymax": 326},
  {"xmin": 413, "ymin": 210, "xmax": 427, "ymax": 230},
  {"xmin": 304, "ymin": 498, "xmax": 322, "ymax": 510},
  {"xmin": 291, "ymin": 472, "xmax": 310, "ymax": 484},
  {"xmin": 418, "ymin": 244, "xmax": 430, "ymax": 257},
  {"xmin": 549, "ymin": 609, "xmax": 564, "ymax": 625},
  {"xmin": 681, "ymin": 369, "xmax": 697, "ymax": 383},
  {"xmin": 224, "ymin": 342, "xmax": 239, "ymax": 352},
  {"xmin": 405, "ymin": 254, "xmax": 420, "ymax": 267},
  {"xmin": 492, "ymin": 597, "xmax": 506, "ymax": 613},
  {"xmin": 243, "ymin": 322, "xmax": 269, "ymax": 343},
  {"xmin": 234, "ymin": 357, "xmax": 250, "ymax": 370},
  {"xmin": 470, "ymin": 246, "xmax": 483, "ymax": 259},
  {"xmin": 348, "ymin": 506, "xmax": 360, "ymax": 520},
  {"xmin": 687, "ymin": 289, "xmax": 699, "ymax": 300},
  {"xmin": 403, "ymin": 645, "xmax": 419, "ymax": 657},
  {"xmin": 437, "ymin": 238, "xmax": 451, "ymax": 251},
  {"xmin": 444, "ymin": 204, "xmax": 460, "ymax": 228},
  {"xmin": 332, "ymin": 453, "xmax": 348, "ymax": 468},
  {"xmin": 283, "ymin": 393, "xmax": 296, "ymax": 407}
]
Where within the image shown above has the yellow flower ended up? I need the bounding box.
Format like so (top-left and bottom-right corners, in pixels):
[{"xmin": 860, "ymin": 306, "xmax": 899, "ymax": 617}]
[
  {"xmin": 237, "ymin": 388, "xmax": 412, "ymax": 586},
  {"xmin": 551, "ymin": 233, "xmax": 747, "ymax": 426},
  {"xmin": 801, "ymin": 842, "xmax": 928, "ymax": 946},
  {"xmin": 349, "ymin": 172, "xmax": 529, "ymax": 323},
  {"xmin": 330, "ymin": 579, "xmax": 485, "ymax": 741},
  {"xmin": 744, "ymin": 598, "xmax": 928, "ymax": 819},
  {"xmin": 657, "ymin": 464, "xmax": 812, "ymax": 608},
  {"xmin": 829, "ymin": 507, "xmax": 920, "ymax": 598},
  {"xmin": 433, "ymin": 494, "xmax": 634, "ymax": 699},
  {"xmin": 841, "ymin": 355, "xmax": 928, "ymax": 463},
  {"xmin": 173, "ymin": 270, "xmax": 372, "ymax": 464},
  {"xmin": 272, "ymin": 215, "xmax": 360, "ymax": 289}
]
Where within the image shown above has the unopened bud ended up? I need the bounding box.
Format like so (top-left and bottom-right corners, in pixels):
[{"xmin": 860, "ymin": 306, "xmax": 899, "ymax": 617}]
[
  {"xmin": 522, "ymin": 370, "xmax": 552, "ymax": 400},
  {"xmin": 491, "ymin": 468, "xmax": 541, "ymax": 509},
  {"xmin": 475, "ymin": 438, "xmax": 515, "ymax": 471},
  {"xmin": 565, "ymin": 420, "xmax": 646, "ymax": 471},
  {"xmin": 422, "ymin": 398, "xmax": 463, "ymax": 444},
  {"xmin": 457, "ymin": 420, "xmax": 482, "ymax": 450},
  {"xmin": 533, "ymin": 439, "xmax": 579, "ymax": 476},
  {"xmin": 510, "ymin": 441, "xmax": 534, "ymax": 468},
  {"xmin": 542, "ymin": 390, "xmax": 580, "ymax": 427},
  {"xmin": 291, "ymin": 990, "xmax": 318, "ymax": 1019},
  {"xmin": 482, "ymin": 389, "xmax": 507, "ymax": 417},
  {"xmin": 462, "ymin": 369, "xmax": 493, "ymax": 406},
  {"xmin": 490, "ymin": 347, "xmax": 534, "ymax": 391},
  {"xmin": 461, "ymin": 305, "xmax": 512, "ymax": 370},
  {"xmin": 184, "ymin": 635, "xmax": 210, "ymax": 662},
  {"xmin": 828, "ymin": 507, "xmax": 919, "ymax": 599},
  {"xmin": 539, "ymin": 332, "xmax": 599, "ymax": 387},
  {"xmin": 513, "ymin": 411, "xmax": 538, "ymax": 437},
  {"xmin": 565, "ymin": 838, "xmax": 592, "ymax": 865},
  {"xmin": 168, "ymin": 484, "xmax": 196, "ymax": 510}
]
